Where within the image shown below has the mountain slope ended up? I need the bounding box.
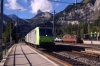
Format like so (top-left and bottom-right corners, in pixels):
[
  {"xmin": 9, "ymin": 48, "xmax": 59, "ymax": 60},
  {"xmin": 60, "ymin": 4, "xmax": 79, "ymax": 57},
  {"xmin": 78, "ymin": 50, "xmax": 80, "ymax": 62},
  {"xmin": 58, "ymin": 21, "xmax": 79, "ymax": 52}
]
[
  {"xmin": 54, "ymin": 0, "xmax": 99, "ymax": 25},
  {"xmin": 8, "ymin": 14, "xmax": 18, "ymax": 22},
  {"xmin": 3, "ymin": 14, "xmax": 31, "ymax": 37},
  {"xmin": 29, "ymin": 10, "xmax": 53, "ymax": 28}
]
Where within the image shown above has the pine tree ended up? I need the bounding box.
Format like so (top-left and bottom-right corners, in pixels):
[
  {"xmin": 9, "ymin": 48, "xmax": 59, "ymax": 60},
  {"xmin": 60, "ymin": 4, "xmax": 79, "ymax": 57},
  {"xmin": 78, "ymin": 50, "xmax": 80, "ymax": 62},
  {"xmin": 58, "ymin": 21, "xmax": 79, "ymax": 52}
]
[{"xmin": 3, "ymin": 19, "xmax": 13, "ymax": 42}]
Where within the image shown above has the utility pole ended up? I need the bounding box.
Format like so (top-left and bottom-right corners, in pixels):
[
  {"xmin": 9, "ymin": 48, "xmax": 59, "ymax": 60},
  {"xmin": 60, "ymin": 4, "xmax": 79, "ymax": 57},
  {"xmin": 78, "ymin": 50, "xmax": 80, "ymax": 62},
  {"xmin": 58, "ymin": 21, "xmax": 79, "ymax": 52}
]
[
  {"xmin": 75, "ymin": 0, "xmax": 77, "ymax": 17},
  {"xmin": 53, "ymin": 10, "xmax": 55, "ymax": 36},
  {"xmin": 63, "ymin": 11, "xmax": 66, "ymax": 20},
  {"xmin": 75, "ymin": 0, "xmax": 77, "ymax": 8},
  {"xmin": 75, "ymin": 0, "xmax": 79, "ymax": 35},
  {"xmin": 0, "ymin": 0, "xmax": 3, "ymax": 51},
  {"xmin": 75, "ymin": 0, "xmax": 80, "ymax": 36},
  {"xmin": 10, "ymin": 23, "xmax": 11, "ymax": 44}
]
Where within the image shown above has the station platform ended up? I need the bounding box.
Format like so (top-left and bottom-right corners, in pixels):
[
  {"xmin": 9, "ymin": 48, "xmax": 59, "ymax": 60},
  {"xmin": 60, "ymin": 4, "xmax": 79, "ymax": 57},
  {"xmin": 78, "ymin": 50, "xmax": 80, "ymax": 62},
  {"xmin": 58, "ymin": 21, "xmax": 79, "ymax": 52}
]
[{"xmin": 0, "ymin": 43, "xmax": 59, "ymax": 66}]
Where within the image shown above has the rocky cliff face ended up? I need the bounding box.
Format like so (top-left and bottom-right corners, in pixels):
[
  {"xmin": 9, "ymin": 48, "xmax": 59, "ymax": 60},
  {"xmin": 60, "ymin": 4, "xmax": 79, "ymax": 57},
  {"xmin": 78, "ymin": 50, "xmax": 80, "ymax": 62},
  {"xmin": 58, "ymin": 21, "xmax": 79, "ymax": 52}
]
[
  {"xmin": 34, "ymin": 10, "xmax": 52, "ymax": 20},
  {"xmin": 56, "ymin": 0, "xmax": 100, "ymax": 25},
  {"xmin": 94, "ymin": 0, "xmax": 100, "ymax": 11},
  {"xmin": 29, "ymin": 10, "xmax": 53, "ymax": 28}
]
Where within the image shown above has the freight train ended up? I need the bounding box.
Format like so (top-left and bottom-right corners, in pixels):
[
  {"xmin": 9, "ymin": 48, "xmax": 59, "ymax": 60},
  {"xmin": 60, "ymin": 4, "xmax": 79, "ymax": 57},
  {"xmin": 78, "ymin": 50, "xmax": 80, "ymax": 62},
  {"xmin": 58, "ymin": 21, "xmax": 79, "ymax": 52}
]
[
  {"xmin": 62, "ymin": 35, "xmax": 83, "ymax": 43},
  {"xmin": 25, "ymin": 27, "xmax": 55, "ymax": 48}
]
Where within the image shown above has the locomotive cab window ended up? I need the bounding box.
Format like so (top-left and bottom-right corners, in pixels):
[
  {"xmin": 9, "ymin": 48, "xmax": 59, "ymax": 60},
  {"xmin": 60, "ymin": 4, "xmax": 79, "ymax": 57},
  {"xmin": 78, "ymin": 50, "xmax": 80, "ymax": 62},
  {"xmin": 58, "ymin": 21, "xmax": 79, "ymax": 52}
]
[
  {"xmin": 46, "ymin": 29, "xmax": 53, "ymax": 36},
  {"xmin": 39, "ymin": 28, "xmax": 53, "ymax": 36}
]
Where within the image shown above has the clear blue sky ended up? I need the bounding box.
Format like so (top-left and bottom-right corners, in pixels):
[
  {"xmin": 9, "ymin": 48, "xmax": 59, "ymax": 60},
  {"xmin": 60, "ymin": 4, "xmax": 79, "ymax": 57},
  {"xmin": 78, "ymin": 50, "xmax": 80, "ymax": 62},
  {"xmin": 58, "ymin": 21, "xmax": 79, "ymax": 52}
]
[{"xmin": 4, "ymin": 0, "xmax": 82, "ymax": 19}]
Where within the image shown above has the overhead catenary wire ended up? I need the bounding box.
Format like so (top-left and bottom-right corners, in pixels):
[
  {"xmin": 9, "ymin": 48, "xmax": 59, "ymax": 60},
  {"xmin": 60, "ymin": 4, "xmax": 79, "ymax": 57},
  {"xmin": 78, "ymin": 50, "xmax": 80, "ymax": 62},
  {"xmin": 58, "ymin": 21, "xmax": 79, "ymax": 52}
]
[
  {"xmin": 48, "ymin": 0, "xmax": 73, "ymax": 4},
  {"xmin": 50, "ymin": 0, "xmax": 76, "ymax": 14}
]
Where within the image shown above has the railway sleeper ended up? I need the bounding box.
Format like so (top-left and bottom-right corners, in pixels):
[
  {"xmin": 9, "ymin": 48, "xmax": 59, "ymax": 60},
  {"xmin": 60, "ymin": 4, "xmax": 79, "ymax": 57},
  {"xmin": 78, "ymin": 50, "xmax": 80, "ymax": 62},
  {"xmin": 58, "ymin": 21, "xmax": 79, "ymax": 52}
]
[
  {"xmin": 72, "ymin": 50, "xmax": 99, "ymax": 58},
  {"xmin": 50, "ymin": 52, "xmax": 89, "ymax": 65}
]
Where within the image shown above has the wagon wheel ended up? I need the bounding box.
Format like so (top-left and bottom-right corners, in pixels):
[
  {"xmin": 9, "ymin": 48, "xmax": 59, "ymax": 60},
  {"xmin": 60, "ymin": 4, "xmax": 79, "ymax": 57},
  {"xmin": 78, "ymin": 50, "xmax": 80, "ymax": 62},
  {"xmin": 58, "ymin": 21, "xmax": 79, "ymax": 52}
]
[{"xmin": 34, "ymin": 45, "xmax": 39, "ymax": 49}]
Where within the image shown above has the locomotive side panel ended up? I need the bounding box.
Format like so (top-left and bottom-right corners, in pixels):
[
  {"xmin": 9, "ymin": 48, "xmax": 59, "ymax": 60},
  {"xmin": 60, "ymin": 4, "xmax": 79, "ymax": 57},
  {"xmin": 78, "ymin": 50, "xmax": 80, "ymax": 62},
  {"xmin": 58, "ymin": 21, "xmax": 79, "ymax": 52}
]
[{"xmin": 25, "ymin": 27, "xmax": 55, "ymax": 48}]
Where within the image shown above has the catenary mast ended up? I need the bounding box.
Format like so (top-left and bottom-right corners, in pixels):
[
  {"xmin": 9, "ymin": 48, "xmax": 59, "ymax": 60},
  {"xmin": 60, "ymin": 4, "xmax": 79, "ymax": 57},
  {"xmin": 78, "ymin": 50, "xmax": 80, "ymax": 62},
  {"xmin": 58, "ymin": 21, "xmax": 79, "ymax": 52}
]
[{"xmin": 0, "ymin": 0, "xmax": 3, "ymax": 45}]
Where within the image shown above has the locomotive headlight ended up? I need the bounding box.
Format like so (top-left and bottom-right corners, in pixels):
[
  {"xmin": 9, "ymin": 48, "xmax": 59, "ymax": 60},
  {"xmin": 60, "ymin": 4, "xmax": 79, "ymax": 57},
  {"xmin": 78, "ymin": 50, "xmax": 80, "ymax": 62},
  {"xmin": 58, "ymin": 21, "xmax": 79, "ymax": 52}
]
[{"xmin": 40, "ymin": 40, "xmax": 43, "ymax": 42}]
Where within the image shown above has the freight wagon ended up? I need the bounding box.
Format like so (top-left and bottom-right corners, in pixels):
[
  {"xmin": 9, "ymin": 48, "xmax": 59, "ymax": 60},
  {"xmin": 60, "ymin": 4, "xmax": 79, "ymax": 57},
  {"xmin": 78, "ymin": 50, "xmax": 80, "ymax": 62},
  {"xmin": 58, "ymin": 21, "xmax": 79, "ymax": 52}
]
[{"xmin": 62, "ymin": 35, "xmax": 83, "ymax": 43}]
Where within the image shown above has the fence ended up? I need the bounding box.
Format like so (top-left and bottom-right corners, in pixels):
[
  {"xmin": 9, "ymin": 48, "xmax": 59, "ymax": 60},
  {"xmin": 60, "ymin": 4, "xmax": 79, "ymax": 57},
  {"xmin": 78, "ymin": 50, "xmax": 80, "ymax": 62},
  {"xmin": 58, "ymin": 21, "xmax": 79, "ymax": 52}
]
[{"xmin": 0, "ymin": 41, "xmax": 15, "ymax": 61}]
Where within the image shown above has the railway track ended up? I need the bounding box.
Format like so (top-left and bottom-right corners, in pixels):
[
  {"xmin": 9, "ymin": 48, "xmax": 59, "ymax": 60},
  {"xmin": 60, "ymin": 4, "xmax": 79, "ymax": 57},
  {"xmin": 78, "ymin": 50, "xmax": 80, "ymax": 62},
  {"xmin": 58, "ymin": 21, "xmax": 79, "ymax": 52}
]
[
  {"xmin": 72, "ymin": 50, "xmax": 100, "ymax": 58},
  {"xmin": 28, "ymin": 44, "xmax": 91, "ymax": 66},
  {"xmin": 29, "ymin": 43, "xmax": 100, "ymax": 66},
  {"xmin": 44, "ymin": 51, "xmax": 89, "ymax": 66},
  {"xmin": 55, "ymin": 42, "xmax": 100, "ymax": 47},
  {"xmin": 28, "ymin": 45, "xmax": 70, "ymax": 66},
  {"xmin": 52, "ymin": 51, "xmax": 100, "ymax": 66},
  {"xmin": 7, "ymin": 43, "xmax": 99, "ymax": 66},
  {"xmin": 51, "ymin": 44, "xmax": 100, "ymax": 66},
  {"xmin": 3, "ymin": 43, "xmax": 100, "ymax": 66}
]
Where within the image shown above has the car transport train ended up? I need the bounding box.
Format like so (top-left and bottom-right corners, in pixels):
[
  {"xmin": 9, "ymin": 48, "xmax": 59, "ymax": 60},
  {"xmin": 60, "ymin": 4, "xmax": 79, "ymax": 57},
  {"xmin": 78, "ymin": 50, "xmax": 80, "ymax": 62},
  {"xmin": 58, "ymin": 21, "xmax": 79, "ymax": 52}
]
[{"xmin": 25, "ymin": 27, "xmax": 55, "ymax": 48}]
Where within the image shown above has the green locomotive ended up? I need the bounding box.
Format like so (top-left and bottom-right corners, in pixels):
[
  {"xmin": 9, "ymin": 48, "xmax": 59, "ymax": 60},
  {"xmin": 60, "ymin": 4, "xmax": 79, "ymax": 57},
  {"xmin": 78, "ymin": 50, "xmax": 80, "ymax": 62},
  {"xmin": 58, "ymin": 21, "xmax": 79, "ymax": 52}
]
[{"xmin": 25, "ymin": 27, "xmax": 55, "ymax": 48}]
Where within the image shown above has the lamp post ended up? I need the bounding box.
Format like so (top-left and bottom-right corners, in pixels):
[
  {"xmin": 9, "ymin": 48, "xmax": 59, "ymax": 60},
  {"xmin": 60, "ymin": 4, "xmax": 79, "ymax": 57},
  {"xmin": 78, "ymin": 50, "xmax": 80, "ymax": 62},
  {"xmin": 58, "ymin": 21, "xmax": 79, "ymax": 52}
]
[
  {"xmin": 17, "ymin": 9, "xmax": 21, "ymax": 26},
  {"xmin": 87, "ymin": 19, "xmax": 90, "ymax": 34},
  {"xmin": 16, "ymin": 9, "xmax": 21, "ymax": 42},
  {"xmin": 94, "ymin": 31, "xmax": 98, "ymax": 41},
  {"xmin": 91, "ymin": 32, "xmax": 93, "ymax": 44}
]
